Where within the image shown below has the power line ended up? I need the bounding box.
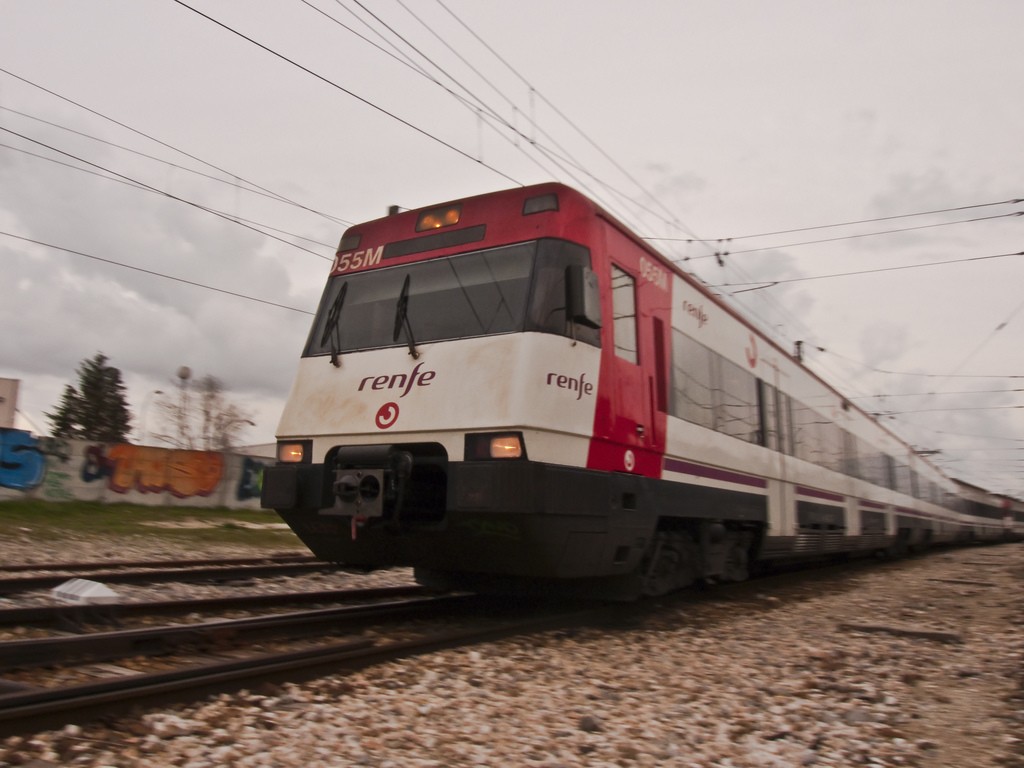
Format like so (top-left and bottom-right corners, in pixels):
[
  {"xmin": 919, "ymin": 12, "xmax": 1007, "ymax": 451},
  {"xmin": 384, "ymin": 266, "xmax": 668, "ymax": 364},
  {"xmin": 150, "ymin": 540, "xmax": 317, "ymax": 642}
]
[
  {"xmin": 877, "ymin": 405, "xmax": 1024, "ymax": 414},
  {"xmin": 1, "ymin": 231, "xmax": 313, "ymax": 315},
  {"xmin": 0, "ymin": 141, "xmax": 335, "ymax": 249},
  {"xmin": 431, "ymin": 0, "xmax": 709, "ymax": 244},
  {"xmin": 0, "ymin": 125, "xmax": 331, "ymax": 261},
  {"xmin": 669, "ymin": 211, "xmax": 1022, "ymax": 259},
  {"xmin": 718, "ymin": 250, "xmax": 1024, "ymax": 292},
  {"xmin": 0, "ymin": 67, "xmax": 350, "ymax": 227},
  {"xmin": 307, "ymin": 0, "xmax": 586, "ymax": 203},
  {"xmin": 170, "ymin": 0, "xmax": 522, "ymax": 188},
  {"xmin": 818, "ymin": 347, "xmax": 1024, "ymax": 379},
  {"xmin": 932, "ymin": 294, "xmax": 1024, "ymax": 390},
  {"xmin": 659, "ymin": 197, "xmax": 1023, "ymax": 243},
  {"xmin": 0, "ymin": 105, "xmax": 352, "ymax": 230},
  {"xmin": 384, "ymin": 0, "xmax": 634, "ymax": 210},
  {"xmin": 850, "ymin": 388, "xmax": 1024, "ymax": 399},
  {"xmin": 325, "ymin": 0, "xmax": 656, "ymax": 227}
]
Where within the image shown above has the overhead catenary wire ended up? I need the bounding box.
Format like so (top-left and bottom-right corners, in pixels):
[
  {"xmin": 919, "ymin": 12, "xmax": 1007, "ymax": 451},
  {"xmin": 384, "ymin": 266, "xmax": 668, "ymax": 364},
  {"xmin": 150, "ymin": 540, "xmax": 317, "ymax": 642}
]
[
  {"xmin": 321, "ymin": 0, "xmax": 670, "ymax": 228},
  {"xmin": 849, "ymin": 387, "xmax": 1024, "ymax": 399},
  {"xmin": 170, "ymin": 0, "xmax": 522, "ymax": 189},
  {"xmin": 1, "ymin": 231, "xmax": 313, "ymax": 315},
  {"xmin": 0, "ymin": 67, "xmax": 350, "ymax": 227},
  {"xmin": 306, "ymin": 0, "xmax": 595, "ymax": 203},
  {"xmin": 652, "ymin": 197, "xmax": 1023, "ymax": 243},
  {"xmin": 815, "ymin": 347, "xmax": 1024, "ymax": 379},
  {"xmin": 669, "ymin": 211, "xmax": 1022, "ymax": 259},
  {"xmin": 929, "ymin": 294, "xmax": 1024, "ymax": 392},
  {"xmin": 0, "ymin": 125, "xmax": 333, "ymax": 261},
  {"xmin": 0, "ymin": 141, "xmax": 335, "ymax": 250},
  {"xmin": 0, "ymin": 105, "xmax": 352, "ymax": 232},
  {"xmin": 716, "ymin": 250, "xmax": 1024, "ymax": 292},
  {"xmin": 430, "ymin": 0, "xmax": 709, "ymax": 244}
]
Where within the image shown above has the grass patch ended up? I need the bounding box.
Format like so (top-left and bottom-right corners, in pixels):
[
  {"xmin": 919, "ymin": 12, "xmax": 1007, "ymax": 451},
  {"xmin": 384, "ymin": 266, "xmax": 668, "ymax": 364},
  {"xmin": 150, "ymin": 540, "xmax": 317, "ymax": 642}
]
[{"xmin": 0, "ymin": 499, "xmax": 302, "ymax": 549}]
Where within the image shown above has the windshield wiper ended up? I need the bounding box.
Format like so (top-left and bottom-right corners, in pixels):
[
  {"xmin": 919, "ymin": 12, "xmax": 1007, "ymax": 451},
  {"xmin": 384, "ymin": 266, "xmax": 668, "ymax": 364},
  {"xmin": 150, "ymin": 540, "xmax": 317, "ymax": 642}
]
[
  {"xmin": 320, "ymin": 281, "xmax": 348, "ymax": 367},
  {"xmin": 392, "ymin": 274, "xmax": 420, "ymax": 359}
]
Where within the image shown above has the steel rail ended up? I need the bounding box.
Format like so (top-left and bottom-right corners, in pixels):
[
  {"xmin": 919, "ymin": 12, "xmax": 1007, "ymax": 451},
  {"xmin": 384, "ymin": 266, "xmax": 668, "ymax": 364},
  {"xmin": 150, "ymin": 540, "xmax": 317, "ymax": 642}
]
[
  {"xmin": 0, "ymin": 561, "xmax": 337, "ymax": 594},
  {"xmin": 0, "ymin": 553, "xmax": 315, "ymax": 574},
  {"xmin": 0, "ymin": 594, "xmax": 479, "ymax": 670},
  {"xmin": 0, "ymin": 585, "xmax": 426, "ymax": 628},
  {"xmin": 0, "ymin": 604, "xmax": 614, "ymax": 737}
]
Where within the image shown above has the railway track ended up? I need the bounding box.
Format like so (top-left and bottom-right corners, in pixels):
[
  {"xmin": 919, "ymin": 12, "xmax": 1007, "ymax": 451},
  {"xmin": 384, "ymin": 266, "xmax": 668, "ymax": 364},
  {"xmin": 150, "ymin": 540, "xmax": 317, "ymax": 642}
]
[
  {"xmin": 0, "ymin": 595, "xmax": 613, "ymax": 737},
  {"xmin": 0, "ymin": 555, "xmax": 334, "ymax": 595},
  {"xmin": 0, "ymin": 592, "xmax": 477, "ymax": 671},
  {"xmin": 0, "ymin": 585, "xmax": 427, "ymax": 628},
  {"xmin": 0, "ymin": 544, "xmax": 998, "ymax": 739},
  {"xmin": 0, "ymin": 553, "xmax": 314, "ymax": 574}
]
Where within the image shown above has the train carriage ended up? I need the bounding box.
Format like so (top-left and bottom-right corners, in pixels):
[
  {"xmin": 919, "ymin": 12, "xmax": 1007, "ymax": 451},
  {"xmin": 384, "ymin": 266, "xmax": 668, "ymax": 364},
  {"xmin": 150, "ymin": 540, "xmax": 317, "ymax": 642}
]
[{"xmin": 262, "ymin": 183, "xmax": 1013, "ymax": 598}]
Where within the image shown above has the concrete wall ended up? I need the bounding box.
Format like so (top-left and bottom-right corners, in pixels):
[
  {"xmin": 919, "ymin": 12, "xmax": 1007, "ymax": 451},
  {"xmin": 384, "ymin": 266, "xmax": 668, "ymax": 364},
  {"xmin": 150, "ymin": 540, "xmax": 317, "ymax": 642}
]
[{"xmin": 0, "ymin": 428, "xmax": 272, "ymax": 509}]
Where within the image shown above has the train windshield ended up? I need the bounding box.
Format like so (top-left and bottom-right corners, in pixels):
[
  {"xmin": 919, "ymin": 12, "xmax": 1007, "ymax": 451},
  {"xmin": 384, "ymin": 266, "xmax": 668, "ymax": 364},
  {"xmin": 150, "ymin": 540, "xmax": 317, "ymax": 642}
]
[{"xmin": 303, "ymin": 238, "xmax": 599, "ymax": 358}]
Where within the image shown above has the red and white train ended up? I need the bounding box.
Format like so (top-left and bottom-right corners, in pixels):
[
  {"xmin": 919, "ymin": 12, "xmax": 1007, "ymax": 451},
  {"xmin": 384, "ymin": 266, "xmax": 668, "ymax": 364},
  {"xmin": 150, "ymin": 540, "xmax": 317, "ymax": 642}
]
[{"xmin": 262, "ymin": 183, "xmax": 1023, "ymax": 598}]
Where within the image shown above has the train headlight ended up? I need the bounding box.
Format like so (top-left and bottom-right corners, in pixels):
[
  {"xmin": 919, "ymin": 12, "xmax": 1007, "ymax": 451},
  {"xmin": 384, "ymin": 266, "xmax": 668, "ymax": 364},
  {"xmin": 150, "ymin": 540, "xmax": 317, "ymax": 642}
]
[
  {"xmin": 277, "ymin": 441, "xmax": 309, "ymax": 463},
  {"xmin": 416, "ymin": 204, "xmax": 462, "ymax": 231},
  {"xmin": 465, "ymin": 432, "xmax": 525, "ymax": 460},
  {"xmin": 490, "ymin": 435, "xmax": 523, "ymax": 459}
]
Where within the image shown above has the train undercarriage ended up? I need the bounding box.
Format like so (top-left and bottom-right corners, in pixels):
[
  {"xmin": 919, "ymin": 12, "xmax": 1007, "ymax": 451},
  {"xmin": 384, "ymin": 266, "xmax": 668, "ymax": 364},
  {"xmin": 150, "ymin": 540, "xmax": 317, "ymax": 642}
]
[{"xmin": 264, "ymin": 442, "xmax": 776, "ymax": 600}]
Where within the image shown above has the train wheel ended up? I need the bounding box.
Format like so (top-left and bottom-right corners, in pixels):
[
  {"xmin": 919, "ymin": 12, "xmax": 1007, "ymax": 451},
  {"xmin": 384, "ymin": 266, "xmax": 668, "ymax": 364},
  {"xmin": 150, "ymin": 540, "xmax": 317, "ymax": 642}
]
[
  {"xmin": 721, "ymin": 536, "xmax": 750, "ymax": 582},
  {"xmin": 641, "ymin": 531, "xmax": 698, "ymax": 597}
]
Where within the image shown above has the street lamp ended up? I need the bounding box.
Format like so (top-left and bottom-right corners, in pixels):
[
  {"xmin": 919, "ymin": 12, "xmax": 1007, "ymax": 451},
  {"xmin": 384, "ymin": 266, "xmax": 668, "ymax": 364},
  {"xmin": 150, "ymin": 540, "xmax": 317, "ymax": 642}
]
[{"xmin": 177, "ymin": 366, "xmax": 192, "ymax": 448}]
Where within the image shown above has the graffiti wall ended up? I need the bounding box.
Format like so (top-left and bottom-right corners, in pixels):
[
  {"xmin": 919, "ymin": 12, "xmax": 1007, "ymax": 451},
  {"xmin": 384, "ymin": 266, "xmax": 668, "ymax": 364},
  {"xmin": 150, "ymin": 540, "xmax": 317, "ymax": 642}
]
[{"xmin": 0, "ymin": 429, "xmax": 272, "ymax": 509}]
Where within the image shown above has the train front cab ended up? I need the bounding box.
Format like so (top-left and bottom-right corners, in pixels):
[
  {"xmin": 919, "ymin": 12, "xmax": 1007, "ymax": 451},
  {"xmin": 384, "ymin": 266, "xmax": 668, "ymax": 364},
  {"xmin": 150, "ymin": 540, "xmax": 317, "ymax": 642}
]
[{"xmin": 263, "ymin": 437, "xmax": 670, "ymax": 595}]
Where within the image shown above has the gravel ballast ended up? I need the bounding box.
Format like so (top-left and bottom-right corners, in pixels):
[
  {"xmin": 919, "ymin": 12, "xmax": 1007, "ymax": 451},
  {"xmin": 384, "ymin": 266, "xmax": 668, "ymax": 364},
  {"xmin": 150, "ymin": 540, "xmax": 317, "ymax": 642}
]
[{"xmin": 0, "ymin": 531, "xmax": 1021, "ymax": 768}]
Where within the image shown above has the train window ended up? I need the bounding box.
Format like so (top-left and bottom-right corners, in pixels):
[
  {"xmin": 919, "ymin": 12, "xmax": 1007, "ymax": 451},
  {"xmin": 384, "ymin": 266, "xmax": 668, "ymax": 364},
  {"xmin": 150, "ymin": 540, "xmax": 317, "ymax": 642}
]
[
  {"xmin": 819, "ymin": 421, "xmax": 844, "ymax": 473},
  {"xmin": 893, "ymin": 461, "xmax": 913, "ymax": 496},
  {"xmin": 715, "ymin": 356, "xmax": 759, "ymax": 443},
  {"xmin": 841, "ymin": 431, "xmax": 859, "ymax": 478},
  {"xmin": 883, "ymin": 455, "xmax": 896, "ymax": 490},
  {"xmin": 652, "ymin": 318, "xmax": 668, "ymax": 412},
  {"xmin": 777, "ymin": 391, "xmax": 795, "ymax": 455},
  {"xmin": 792, "ymin": 398, "xmax": 823, "ymax": 466},
  {"xmin": 610, "ymin": 265, "xmax": 638, "ymax": 364},
  {"xmin": 670, "ymin": 330, "xmax": 714, "ymax": 428},
  {"xmin": 303, "ymin": 239, "xmax": 600, "ymax": 357},
  {"xmin": 758, "ymin": 381, "xmax": 779, "ymax": 450},
  {"xmin": 526, "ymin": 240, "xmax": 600, "ymax": 347},
  {"xmin": 858, "ymin": 440, "xmax": 888, "ymax": 487}
]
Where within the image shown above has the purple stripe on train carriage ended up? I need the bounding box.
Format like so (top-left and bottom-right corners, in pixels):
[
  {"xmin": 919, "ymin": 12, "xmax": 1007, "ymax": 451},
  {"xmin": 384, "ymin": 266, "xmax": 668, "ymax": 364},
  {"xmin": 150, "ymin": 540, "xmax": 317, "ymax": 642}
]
[
  {"xmin": 662, "ymin": 458, "xmax": 768, "ymax": 489},
  {"xmin": 859, "ymin": 500, "xmax": 886, "ymax": 510},
  {"xmin": 796, "ymin": 486, "xmax": 845, "ymax": 503}
]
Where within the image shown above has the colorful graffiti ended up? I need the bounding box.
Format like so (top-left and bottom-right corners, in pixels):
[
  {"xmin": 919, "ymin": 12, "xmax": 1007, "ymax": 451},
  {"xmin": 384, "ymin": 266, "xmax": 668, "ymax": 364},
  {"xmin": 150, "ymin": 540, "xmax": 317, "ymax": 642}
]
[
  {"xmin": 83, "ymin": 444, "xmax": 225, "ymax": 498},
  {"xmin": 0, "ymin": 428, "xmax": 45, "ymax": 490},
  {"xmin": 0, "ymin": 431, "xmax": 270, "ymax": 508},
  {"xmin": 238, "ymin": 456, "xmax": 265, "ymax": 501}
]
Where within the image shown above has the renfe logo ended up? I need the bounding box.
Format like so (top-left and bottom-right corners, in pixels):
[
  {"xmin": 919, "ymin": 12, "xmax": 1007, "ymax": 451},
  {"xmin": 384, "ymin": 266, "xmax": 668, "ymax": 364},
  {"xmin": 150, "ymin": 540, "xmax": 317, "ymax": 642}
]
[
  {"xmin": 546, "ymin": 371, "xmax": 594, "ymax": 400},
  {"xmin": 682, "ymin": 300, "xmax": 708, "ymax": 328},
  {"xmin": 359, "ymin": 362, "xmax": 436, "ymax": 398}
]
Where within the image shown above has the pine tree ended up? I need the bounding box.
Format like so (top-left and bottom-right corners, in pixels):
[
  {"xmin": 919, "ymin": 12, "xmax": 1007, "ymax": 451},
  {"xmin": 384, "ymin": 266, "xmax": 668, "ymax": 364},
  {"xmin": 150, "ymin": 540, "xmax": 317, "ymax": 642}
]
[{"xmin": 46, "ymin": 353, "xmax": 132, "ymax": 442}]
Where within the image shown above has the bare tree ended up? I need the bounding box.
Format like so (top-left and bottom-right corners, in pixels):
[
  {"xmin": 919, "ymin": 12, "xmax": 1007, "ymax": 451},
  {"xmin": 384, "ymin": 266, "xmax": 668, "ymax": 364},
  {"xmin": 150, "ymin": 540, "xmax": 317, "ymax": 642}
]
[{"xmin": 152, "ymin": 372, "xmax": 254, "ymax": 451}]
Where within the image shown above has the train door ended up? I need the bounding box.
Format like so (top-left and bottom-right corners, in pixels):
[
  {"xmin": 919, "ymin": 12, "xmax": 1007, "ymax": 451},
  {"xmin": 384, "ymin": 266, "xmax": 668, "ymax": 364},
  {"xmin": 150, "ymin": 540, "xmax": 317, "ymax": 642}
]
[
  {"xmin": 609, "ymin": 262, "xmax": 648, "ymax": 450},
  {"xmin": 587, "ymin": 223, "xmax": 669, "ymax": 477}
]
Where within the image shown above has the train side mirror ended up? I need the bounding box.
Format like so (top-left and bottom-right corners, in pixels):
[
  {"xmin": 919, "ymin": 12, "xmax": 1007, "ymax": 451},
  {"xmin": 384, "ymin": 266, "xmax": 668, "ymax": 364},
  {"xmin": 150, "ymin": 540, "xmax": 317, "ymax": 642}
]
[{"xmin": 565, "ymin": 265, "xmax": 602, "ymax": 329}]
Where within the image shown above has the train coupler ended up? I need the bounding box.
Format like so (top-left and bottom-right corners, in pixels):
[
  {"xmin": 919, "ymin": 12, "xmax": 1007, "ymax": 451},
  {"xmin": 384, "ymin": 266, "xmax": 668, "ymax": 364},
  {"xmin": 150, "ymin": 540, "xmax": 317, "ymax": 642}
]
[{"xmin": 328, "ymin": 448, "xmax": 415, "ymax": 528}]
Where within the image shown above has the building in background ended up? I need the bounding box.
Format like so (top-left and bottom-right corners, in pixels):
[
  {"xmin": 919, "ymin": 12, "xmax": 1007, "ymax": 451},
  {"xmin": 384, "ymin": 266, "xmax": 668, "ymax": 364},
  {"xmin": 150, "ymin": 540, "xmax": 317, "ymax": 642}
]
[{"xmin": 0, "ymin": 378, "xmax": 18, "ymax": 430}]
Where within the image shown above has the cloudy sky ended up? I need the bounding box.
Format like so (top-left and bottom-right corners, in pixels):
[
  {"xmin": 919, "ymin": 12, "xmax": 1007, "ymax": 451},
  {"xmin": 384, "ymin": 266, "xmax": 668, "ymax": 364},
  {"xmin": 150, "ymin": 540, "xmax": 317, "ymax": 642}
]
[{"xmin": 1, "ymin": 1, "xmax": 1021, "ymax": 495}]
